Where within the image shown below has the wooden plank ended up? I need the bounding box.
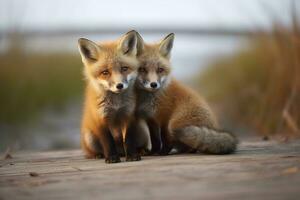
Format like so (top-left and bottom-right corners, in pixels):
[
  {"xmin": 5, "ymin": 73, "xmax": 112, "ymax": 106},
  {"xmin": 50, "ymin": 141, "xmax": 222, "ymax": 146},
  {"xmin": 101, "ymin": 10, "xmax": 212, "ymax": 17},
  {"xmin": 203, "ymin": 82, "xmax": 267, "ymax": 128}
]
[{"xmin": 1, "ymin": 139, "xmax": 300, "ymax": 200}]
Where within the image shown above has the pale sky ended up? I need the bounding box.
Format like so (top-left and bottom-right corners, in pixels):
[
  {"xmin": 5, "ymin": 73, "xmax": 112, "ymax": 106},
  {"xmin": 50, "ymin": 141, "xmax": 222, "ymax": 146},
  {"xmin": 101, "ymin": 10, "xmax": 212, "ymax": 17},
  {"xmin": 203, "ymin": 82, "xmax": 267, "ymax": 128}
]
[{"xmin": 0, "ymin": 0, "xmax": 297, "ymax": 31}]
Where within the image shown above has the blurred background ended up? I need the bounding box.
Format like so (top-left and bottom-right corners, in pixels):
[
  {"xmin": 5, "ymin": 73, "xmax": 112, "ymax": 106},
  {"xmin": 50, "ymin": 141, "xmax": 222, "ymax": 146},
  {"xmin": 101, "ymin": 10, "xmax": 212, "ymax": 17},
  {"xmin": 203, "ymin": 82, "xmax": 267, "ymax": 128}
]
[{"xmin": 0, "ymin": 0, "xmax": 299, "ymax": 152}]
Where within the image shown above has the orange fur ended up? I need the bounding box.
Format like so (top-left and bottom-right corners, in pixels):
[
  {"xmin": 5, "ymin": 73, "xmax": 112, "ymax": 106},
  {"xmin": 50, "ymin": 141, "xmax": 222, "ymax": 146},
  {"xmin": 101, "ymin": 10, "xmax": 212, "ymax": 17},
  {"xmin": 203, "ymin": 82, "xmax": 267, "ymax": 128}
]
[
  {"xmin": 136, "ymin": 33, "xmax": 237, "ymax": 154},
  {"xmin": 78, "ymin": 31, "xmax": 146, "ymax": 163}
]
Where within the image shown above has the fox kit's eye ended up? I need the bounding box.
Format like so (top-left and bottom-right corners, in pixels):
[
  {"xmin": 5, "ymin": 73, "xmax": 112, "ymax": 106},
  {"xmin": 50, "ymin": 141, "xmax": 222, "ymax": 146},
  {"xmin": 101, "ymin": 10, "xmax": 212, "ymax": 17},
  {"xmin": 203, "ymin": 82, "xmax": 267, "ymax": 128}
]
[
  {"xmin": 139, "ymin": 67, "xmax": 147, "ymax": 73},
  {"xmin": 157, "ymin": 67, "xmax": 164, "ymax": 73},
  {"xmin": 121, "ymin": 66, "xmax": 129, "ymax": 72},
  {"xmin": 100, "ymin": 70, "xmax": 110, "ymax": 76}
]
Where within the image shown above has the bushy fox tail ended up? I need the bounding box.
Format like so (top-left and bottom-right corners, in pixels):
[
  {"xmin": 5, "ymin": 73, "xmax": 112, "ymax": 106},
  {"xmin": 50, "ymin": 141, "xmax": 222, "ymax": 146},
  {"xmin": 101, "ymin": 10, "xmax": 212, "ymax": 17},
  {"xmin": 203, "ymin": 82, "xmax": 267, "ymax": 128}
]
[{"xmin": 175, "ymin": 126, "xmax": 238, "ymax": 154}]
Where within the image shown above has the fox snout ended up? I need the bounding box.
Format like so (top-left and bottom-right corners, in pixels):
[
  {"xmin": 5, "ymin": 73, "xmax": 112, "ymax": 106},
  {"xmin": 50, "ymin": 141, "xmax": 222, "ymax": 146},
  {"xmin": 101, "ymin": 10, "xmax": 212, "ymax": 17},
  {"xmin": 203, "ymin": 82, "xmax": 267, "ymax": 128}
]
[
  {"xmin": 108, "ymin": 72, "xmax": 137, "ymax": 93},
  {"xmin": 137, "ymin": 70, "xmax": 171, "ymax": 92},
  {"xmin": 143, "ymin": 80, "xmax": 161, "ymax": 91},
  {"xmin": 137, "ymin": 70, "xmax": 161, "ymax": 91},
  {"xmin": 116, "ymin": 83, "xmax": 124, "ymax": 90},
  {"xmin": 109, "ymin": 79, "xmax": 129, "ymax": 93},
  {"xmin": 150, "ymin": 82, "xmax": 158, "ymax": 89},
  {"xmin": 111, "ymin": 81, "xmax": 128, "ymax": 93}
]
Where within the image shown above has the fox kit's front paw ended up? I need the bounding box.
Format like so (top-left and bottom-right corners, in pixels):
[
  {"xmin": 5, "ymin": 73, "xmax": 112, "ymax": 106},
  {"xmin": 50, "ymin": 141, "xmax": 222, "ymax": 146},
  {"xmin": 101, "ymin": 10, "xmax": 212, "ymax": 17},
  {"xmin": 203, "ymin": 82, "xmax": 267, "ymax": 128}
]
[
  {"xmin": 139, "ymin": 148, "xmax": 151, "ymax": 156},
  {"xmin": 126, "ymin": 154, "xmax": 141, "ymax": 162},
  {"xmin": 105, "ymin": 155, "xmax": 121, "ymax": 164}
]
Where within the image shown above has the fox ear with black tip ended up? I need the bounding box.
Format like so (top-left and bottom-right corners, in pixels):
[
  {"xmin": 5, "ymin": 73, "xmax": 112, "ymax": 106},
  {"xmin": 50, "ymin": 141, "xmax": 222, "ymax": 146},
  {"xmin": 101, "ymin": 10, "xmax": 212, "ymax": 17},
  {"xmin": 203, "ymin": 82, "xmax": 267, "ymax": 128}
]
[
  {"xmin": 78, "ymin": 38, "xmax": 101, "ymax": 62},
  {"xmin": 135, "ymin": 31, "xmax": 145, "ymax": 56},
  {"xmin": 159, "ymin": 33, "xmax": 175, "ymax": 58},
  {"xmin": 118, "ymin": 30, "xmax": 138, "ymax": 56}
]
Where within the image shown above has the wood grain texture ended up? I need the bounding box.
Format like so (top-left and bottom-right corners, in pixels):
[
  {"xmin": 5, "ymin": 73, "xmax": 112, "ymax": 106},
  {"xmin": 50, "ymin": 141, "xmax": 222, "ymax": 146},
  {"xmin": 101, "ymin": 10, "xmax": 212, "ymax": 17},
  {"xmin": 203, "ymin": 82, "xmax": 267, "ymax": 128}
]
[{"xmin": 1, "ymin": 138, "xmax": 300, "ymax": 200}]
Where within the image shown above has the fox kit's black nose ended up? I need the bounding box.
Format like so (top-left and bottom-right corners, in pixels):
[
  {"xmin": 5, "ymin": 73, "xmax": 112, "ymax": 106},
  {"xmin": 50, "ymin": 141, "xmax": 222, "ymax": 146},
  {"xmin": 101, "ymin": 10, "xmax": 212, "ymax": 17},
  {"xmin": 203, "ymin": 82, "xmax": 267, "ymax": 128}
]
[
  {"xmin": 150, "ymin": 82, "xmax": 157, "ymax": 88},
  {"xmin": 116, "ymin": 83, "xmax": 124, "ymax": 90}
]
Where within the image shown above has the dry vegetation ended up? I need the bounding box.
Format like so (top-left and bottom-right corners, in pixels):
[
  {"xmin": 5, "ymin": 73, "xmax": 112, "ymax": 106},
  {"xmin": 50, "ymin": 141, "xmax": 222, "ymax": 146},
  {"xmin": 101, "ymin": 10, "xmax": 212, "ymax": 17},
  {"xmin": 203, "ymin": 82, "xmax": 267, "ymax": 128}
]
[
  {"xmin": 0, "ymin": 38, "xmax": 83, "ymax": 124},
  {"xmin": 198, "ymin": 22, "xmax": 300, "ymax": 137}
]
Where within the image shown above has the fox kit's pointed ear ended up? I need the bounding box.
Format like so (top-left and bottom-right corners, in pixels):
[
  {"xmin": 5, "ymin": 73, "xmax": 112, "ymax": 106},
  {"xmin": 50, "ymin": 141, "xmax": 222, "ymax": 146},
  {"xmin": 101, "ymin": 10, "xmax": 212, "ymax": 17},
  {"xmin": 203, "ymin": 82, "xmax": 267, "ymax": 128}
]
[
  {"xmin": 118, "ymin": 30, "xmax": 137, "ymax": 56},
  {"xmin": 136, "ymin": 31, "xmax": 144, "ymax": 56},
  {"xmin": 159, "ymin": 33, "xmax": 175, "ymax": 58},
  {"xmin": 78, "ymin": 38, "xmax": 100, "ymax": 62}
]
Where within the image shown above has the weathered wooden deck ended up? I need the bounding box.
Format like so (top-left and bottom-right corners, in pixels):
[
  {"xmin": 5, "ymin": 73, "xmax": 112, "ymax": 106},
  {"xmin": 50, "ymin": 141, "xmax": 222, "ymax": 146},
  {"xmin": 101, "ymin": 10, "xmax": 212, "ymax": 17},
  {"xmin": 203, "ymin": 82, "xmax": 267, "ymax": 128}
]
[{"xmin": 1, "ymin": 138, "xmax": 300, "ymax": 200}]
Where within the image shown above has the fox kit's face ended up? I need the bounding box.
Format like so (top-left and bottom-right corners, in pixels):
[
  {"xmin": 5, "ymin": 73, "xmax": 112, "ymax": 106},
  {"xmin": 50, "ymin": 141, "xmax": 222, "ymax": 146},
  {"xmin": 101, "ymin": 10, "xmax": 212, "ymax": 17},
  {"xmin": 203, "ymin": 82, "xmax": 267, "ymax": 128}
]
[
  {"xmin": 78, "ymin": 31, "xmax": 138, "ymax": 93},
  {"xmin": 136, "ymin": 33, "xmax": 174, "ymax": 92}
]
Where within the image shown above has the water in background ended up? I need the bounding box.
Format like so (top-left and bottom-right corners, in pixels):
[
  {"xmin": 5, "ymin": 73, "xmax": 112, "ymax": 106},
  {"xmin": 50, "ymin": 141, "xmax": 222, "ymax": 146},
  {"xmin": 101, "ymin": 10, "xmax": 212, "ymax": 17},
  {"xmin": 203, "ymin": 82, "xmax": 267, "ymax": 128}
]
[
  {"xmin": 24, "ymin": 33, "xmax": 245, "ymax": 79},
  {"xmin": 0, "ymin": 34, "xmax": 246, "ymax": 151}
]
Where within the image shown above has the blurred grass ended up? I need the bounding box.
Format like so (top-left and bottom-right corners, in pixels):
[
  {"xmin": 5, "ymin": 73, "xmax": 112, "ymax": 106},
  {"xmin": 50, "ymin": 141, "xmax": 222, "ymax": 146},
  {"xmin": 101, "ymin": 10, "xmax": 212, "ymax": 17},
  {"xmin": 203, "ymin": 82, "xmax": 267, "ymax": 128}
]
[
  {"xmin": 198, "ymin": 23, "xmax": 300, "ymax": 137},
  {"xmin": 0, "ymin": 38, "xmax": 83, "ymax": 124}
]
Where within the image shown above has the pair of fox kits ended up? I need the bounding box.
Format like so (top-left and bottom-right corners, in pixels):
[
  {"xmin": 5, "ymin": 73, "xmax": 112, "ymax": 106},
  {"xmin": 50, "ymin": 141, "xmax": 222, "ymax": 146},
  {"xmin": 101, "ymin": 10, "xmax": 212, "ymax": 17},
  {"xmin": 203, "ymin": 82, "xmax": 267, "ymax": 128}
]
[{"xmin": 78, "ymin": 30, "xmax": 237, "ymax": 163}]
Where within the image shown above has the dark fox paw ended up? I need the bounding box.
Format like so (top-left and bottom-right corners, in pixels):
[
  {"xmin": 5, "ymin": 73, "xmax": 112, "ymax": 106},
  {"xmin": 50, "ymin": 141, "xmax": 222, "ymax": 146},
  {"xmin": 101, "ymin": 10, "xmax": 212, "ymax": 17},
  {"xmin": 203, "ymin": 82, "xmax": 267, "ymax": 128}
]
[
  {"xmin": 126, "ymin": 154, "xmax": 141, "ymax": 162},
  {"xmin": 139, "ymin": 149, "xmax": 151, "ymax": 156},
  {"xmin": 105, "ymin": 155, "xmax": 121, "ymax": 164},
  {"xmin": 159, "ymin": 146, "xmax": 172, "ymax": 156}
]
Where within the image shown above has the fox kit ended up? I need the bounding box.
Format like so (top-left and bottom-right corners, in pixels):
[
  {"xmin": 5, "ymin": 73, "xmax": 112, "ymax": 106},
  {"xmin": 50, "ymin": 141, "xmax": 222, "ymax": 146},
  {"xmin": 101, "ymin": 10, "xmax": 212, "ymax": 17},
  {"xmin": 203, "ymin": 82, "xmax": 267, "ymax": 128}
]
[
  {"xmin": 135, "ymin": 33, "xmax": 237, "ymax": 154},
  {"xmin": 78, "ymin": 31, "xmax": 147, "ymax": 163}
]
